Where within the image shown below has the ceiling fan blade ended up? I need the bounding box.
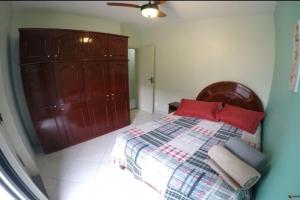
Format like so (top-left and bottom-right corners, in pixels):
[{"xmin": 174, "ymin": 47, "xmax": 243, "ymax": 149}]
[
  {"xmin": 153, "ymin": 0, "xmax": 167, "ymax": 5},
  {"xmin": 106, "ymin": 2, "xmax": 141, "ymax": 8},
  {"xmin": 157, "ymin": 10, "xmax": 167, "ymax": 17}
]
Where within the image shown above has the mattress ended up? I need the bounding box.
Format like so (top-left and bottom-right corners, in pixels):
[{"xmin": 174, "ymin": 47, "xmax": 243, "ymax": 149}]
[{"xmin": 111, "ymin": 113, "xmax": 261, "ymax": 200}]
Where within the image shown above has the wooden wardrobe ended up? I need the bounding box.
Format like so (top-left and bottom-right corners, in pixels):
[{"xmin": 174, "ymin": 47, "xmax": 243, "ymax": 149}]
[{"xmin": 19, "ymin": 28, "xmax": 130, "ymax": 153}]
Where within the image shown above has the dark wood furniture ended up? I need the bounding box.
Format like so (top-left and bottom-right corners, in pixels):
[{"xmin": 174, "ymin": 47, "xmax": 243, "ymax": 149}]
[
  {"xmin": 168, "ymin": 81, "xmax": 263, "ymax": 115},
  {"xmin": 20, "ymin": 28, "xmax": 130, "ymax": 153},
  {"xmin": 168, "ymin": 102, "xmax": 180, "ymax": 113},
  {"xmin": 196, "ymin": 81, "xmax": 264, "ymax": 112}
]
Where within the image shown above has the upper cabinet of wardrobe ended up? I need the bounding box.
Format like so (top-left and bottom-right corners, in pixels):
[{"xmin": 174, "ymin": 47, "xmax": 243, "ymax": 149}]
[
  {"xmin": 82, "ymin": 32, "xmax": 108, "ymax": 59},
  {"xmin": 52, "ymin": 30, "xmax": 83, "ymax": 60},
  {"xmin": 108, "ymin": 36, "xmax": 128, "ymax": 60},
  {"xmin": 20, "ymin": 30, "xmax": 51, "ymax": 63},
  {"xmin": 19, "ymin": 28, "xmax": 128, "ymax": 64}
]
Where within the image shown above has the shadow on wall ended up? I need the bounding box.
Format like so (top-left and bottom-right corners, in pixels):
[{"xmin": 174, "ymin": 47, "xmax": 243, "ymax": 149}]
[{"xmin": 9, "ymin": 32, "xmax": 40, "ymax": 147}]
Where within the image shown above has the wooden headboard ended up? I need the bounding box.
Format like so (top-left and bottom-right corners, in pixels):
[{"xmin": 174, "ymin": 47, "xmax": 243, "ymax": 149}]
[{"xmin": 196, "ymin": 81, "xmax": 264, "ymax": 112}]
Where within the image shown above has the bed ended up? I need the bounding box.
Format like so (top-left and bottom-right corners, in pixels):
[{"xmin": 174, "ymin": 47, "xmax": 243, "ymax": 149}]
[{"xmin": 111, "ymin": 81, "xmax": 264, "ymax": 200}]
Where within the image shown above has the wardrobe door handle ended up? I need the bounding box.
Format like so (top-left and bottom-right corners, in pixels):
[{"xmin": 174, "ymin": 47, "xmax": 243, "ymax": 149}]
[
  {"xmin": 104, "ymin": 54, "xmax": 107, "ymax": 57},
  {"xmin": 111, "ymin": 94, "xmax": 115, "ymax": 100},
  {"xmin": 45, "ymin": 105, "xmax": 57, "ymax": 109},
  {"xmin": 109, "ymin": 54, "xmax": 112, "ymax": 57}
]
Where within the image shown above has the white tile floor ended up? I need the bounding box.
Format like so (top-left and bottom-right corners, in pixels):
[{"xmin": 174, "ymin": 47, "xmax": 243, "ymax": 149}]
[{"xmin": 36, "ymin": 110, "xmax": 164, "ymax": 200}]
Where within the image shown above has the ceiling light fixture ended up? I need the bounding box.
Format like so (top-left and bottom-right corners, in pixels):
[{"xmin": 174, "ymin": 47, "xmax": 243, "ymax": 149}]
[
  {"xmin": 141, "ymin": 4, "xmax": 159, "ymax": 18},
  {"xmin": 107, "ymin": 1, "xmax": 167, "ymax": 18}
]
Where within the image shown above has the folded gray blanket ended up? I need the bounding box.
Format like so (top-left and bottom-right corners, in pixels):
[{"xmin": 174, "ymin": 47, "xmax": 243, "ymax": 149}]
[{"xmin": 225, "ymin": 137, "xmax": 267, "ymax": 171}]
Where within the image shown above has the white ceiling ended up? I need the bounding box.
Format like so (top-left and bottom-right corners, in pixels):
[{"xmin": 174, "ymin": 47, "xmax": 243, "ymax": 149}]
[{"xmin": 12, "ymin": 1, "xmax": 276, "ymax": 29}]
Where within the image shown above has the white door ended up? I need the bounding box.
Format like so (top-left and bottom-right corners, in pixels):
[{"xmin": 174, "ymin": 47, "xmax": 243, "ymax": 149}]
[{"xmin": 137, "ymin": 45, "xmax": 155, "ymax": 113}]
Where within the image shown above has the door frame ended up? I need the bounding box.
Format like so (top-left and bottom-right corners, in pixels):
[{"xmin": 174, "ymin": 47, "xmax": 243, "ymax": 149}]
[
  {"xmin": 128, "ymin": 48, "xmax": 137, "ymax": 110},
  {"xmin": 136, "ymin": 44, "xmax": 156, "ymax": 113},
  {"xmin": 153, "ymin": 45, "xmax": 156, "ymax": 113}
]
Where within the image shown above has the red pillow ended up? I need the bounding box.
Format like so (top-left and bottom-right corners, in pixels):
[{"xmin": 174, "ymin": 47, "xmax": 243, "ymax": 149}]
[
  {"xmin": 219, "ymin": 104, "xmax": 265, "ymax": 134},
  {"xmin": 174, "ymin": 99, "xmax": 222, "ymax": 121}
]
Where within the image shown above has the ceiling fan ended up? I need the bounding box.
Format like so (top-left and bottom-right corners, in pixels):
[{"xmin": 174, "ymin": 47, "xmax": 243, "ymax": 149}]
[{"xmin": 107, "ymin": 1, "xmax": 167, "ymax": 18}]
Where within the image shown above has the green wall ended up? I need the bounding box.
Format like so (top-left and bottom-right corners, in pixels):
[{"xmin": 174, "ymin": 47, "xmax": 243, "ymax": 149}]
[{"xmin": 256, "ymin": 2, "xmax": 300, "ymax": 199}]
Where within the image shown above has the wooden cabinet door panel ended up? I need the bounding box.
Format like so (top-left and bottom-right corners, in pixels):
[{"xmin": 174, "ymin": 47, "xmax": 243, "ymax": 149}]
[
  {"xmin": 22, "ymin": 63, "xmax": 57, "ymax": 110},
  {"xmin": 52, "ymin": 30, "xmax": 82, "ymax": 60},
  {"xmin": 21, "ymin": 63, "xmax": 67, "ymax": 153},
  {"xmin": 20, "ymin": 30, "xmax": 51, "ymax": 63},
  {"xmin": 19, "ymin": 29, "xmax": 130, "ymax": 153},
  {"xmin": 84, "ymin": 62, "xmax": 113, "ymax": 135},
  {"xmin": 54, "ymin": 62, "xmax": 85, "ymax": 103},
  {"xmin": 54, "ymin": 62, "xmax": 93, "ymax": 144},
  {"xmin": 35, "ymin": 108, "xmax": 67, "ymax": 153},
  {"xmin": 109, "ymin": 62, "xmax": 130, "ymax": 128},
  {"xmin": 60, "ymin": 101, "xmax": 93, "ymax": 145},
  {"xmin": 82, "ymin": 33, "xmax": 108, "ymax": 59},
  {"xmin": 108, "ymin": 36, "xmax": 127, "ymax": 60}
]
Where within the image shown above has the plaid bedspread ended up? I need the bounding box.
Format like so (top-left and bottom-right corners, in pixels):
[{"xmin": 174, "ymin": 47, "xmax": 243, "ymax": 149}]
[{"xmin": 111, "ymin": 114, "xmax": 261, "ymax": 200}]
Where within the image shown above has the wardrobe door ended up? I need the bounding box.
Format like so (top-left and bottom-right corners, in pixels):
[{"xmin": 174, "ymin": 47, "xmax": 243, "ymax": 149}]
[
  {"xmin": 34, "ymin": 108, "xmax": 67, "ymax": 153},
  {"xmin": 84, "ymin": 62, "xmax": 114, "ymax": 136},
  {"xmin": 22, "ymin": 63, "xmax": 67, "ymax": 153},
  {"xmin": 19, "ymin": 30, "xmax": 51, "ymax": 63},
  {"xmin": 109, "ymin": 61, "xmax": 130, "ymax": 128},
  {"xmin": 54, "ymin": 62, "xmax": 93, "ymax": 145},
  {"xmin": 82, "ymin": 33, "xmax": 108, "ymax": 59},
  {"xmin": 52, "ymin": 30, "xmax": 83, "ymax": 60},
  {"xmin": 108, "ymin": 36, "xmax": 128, "ymax": 60}
]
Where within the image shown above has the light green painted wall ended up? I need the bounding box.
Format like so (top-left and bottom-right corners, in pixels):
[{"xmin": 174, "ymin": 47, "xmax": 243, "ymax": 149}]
[
  {"xmin": 140, "ymin": 15, "xmax": 275, "ymax": 113},
  {"xmin": 10, "ymin": 9, "xmax": 122, "ymax": 146},
  {"xmin": 256, "ymin": 2, "xmax": 300, "ymax": 199}
]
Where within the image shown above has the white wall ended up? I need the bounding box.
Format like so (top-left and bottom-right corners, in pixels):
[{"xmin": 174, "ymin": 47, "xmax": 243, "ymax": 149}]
[
  {"xmin": 121, "ymin": 25, "xmax": 141, "ymax": 109},
  {"xmin": 121, "ymin": 24, "xmax": 142, "ymax": 48},
  {"xmin": 140, "ymin": 15, "xmax": 275, "ymax": 113},
  {"xmin": 11, "ymin": 9, "xmax": 121, "ymax": 34},
  {"xmin": 0, "ymin": 2, "xmax": 39, "ymax": 176}
]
